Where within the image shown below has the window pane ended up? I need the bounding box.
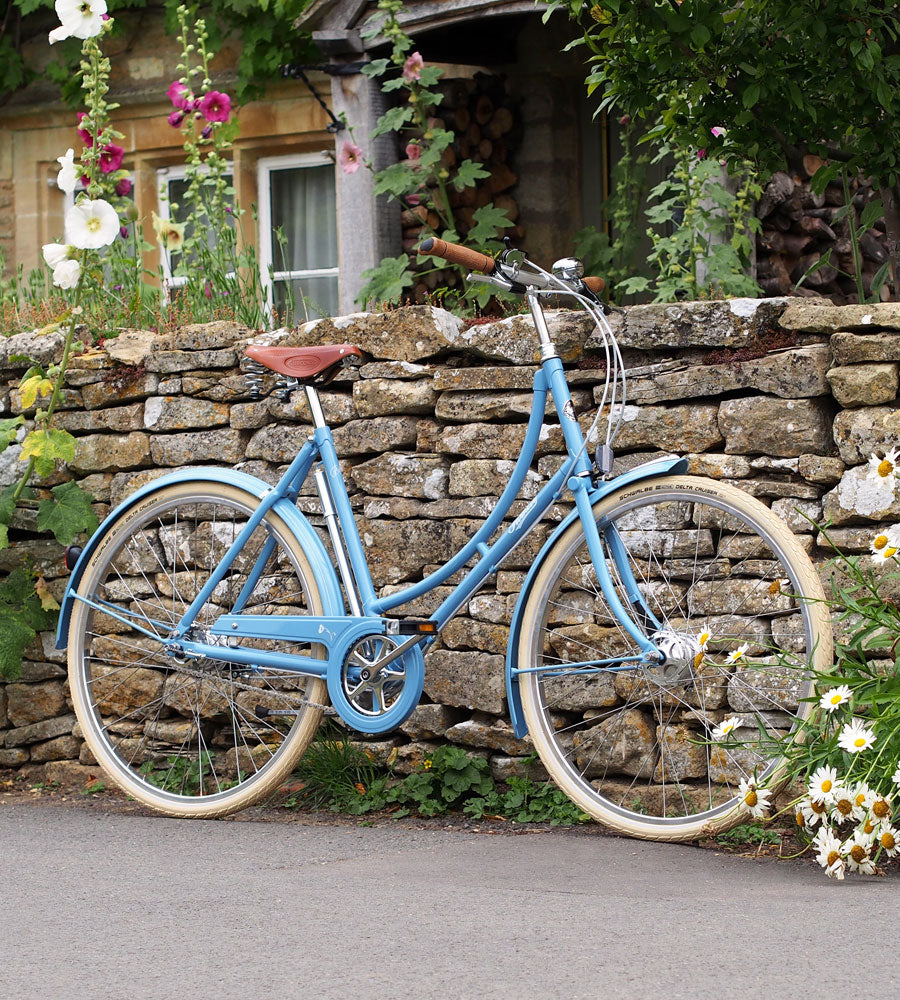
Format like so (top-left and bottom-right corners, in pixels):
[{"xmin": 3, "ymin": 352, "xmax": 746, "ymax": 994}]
[
  {"xmin": 269, "ymin": 165, "xmax": 338, "ymax": 272},
  {"xmin": 273, "ymin": 275, "xmax": 339, "ymax": 323},
  {"xmin": 164, "ymin": 173, "xmax": 234, "ymax": 271}
]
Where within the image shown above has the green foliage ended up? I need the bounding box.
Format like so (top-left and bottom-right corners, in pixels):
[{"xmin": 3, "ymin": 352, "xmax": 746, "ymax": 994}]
[
  {"xmin": 714, "ymin": 822, "xmax": 780, "ymax": 847},
  {"xmin": 37, "ymin": 480, "xmax": 99, "ymax": 545},
  {"xmin": 286, "ymin": 736, "xmax": 589, "ymax": 825},
  {"xmin": 140, "ymin": 751, "xmax": 216, "ymax": 795},
  {"xmin": 352, "ymin": 0, "xmax": 514, "ymax": 311},
  {"xmin": 616, "ymin": 143, "xmax": 762, "ymax": 302},
  {"xmin": 0, "ymin": 568, "xmax": 59, "ymax": 680},
  {"xmin": 546, "ymin": 0, "xmax": 900, "ymax": 295}
]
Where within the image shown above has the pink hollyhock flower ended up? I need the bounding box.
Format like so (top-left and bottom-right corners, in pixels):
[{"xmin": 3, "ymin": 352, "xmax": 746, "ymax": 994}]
[
  {"xmin": 99, "ymin": 143, "xmax": 124, "ymax": 173},
  {"xmin": 77, "ymin": 111, "xmax": 94, "ymax": 147},
  {"xmin": 711, "ymin": 126, "xmax": 727, "ymax": 138},
  {"xmin": 405, "ymin": 142, "xmax": 422, "ymax": 161},
  {"xmin": 119, "ymin": 225, "xmax": 129, "ymax": 239},
  {"xmin": 115, "ymin": 177, "xmax": 132, "ymax": 197},
  {"xmin": 339, "ymin": 141, "xmax": 364, "ymax": 174},
  {"xmin": 619, "ymin": 114, "xmax": 631, "ymax": 125},
  {"xmin": 201, "ymin": 125, "xmax": 213, "ymax": 139},
  {"xmin": 167, "ymin": 80, "xmax": 191, "ymax": 110},
  {"xmin": 168, "ymin": 111, "xmax": 185, "ymax": 128},
  {"xmin": 697, "ymin": 148, "xmax": 707, "ymax": 160},
  {"xmin": 198, "ymin": 91, "xmax": 231, "ymax": 123},
  {"xmin": 407, "ymin": 194, "xmax": 421, "ymax": 206},
  {"xmin": 402, "ymin": 51, "xmax": 424, "ymax": 82}
]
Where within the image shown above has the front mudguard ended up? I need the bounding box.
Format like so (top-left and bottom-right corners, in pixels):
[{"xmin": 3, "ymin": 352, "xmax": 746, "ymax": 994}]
[
  {"xmin": 55, "ymin": 468, "xmax": 344, "ymax": 649},
  {"xmin": 505, "ymin": 456, "xmax": 689, "ymax": 738}
]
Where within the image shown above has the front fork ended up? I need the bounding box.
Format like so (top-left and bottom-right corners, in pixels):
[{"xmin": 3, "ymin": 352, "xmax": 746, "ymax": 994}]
[{"xmin": 570, "ymin": 477, "xmax": 662, "ymax": 661}]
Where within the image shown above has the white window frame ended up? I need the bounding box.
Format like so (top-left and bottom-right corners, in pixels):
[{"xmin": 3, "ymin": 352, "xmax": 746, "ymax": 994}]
[
  {"xmin": 256, "ymin": 151, "xmax": 338, "ymax": 319},
  {"xmin": 156, "ymin": 162, "xmax": 234, "ymax": 294}
]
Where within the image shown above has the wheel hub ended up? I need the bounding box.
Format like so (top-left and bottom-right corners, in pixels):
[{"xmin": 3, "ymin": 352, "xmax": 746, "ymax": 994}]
[{"xmin": 649, "ymin": 628, "xmax": 701, "ymax": 685}]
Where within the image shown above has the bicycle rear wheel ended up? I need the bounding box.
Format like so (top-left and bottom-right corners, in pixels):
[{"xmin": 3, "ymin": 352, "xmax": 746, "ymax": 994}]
[
  {"xmin": 517, "ymin": 475, "xmax": 831, "ymax": 841},
  {"xmin": 68, "ymin": 482, "xmax": 329, "ymax": 818}
]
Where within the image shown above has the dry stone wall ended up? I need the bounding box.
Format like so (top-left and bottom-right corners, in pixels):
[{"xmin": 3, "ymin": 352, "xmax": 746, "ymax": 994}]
[{"xmin": 2, "ymin": 298, "xmax": 899, "ymax": 789}]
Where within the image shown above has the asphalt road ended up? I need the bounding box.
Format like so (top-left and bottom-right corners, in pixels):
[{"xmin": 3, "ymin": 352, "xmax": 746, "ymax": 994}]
[{"xmin": 1, "ymin": 802, "xmax": 897, "ymax": 1000}]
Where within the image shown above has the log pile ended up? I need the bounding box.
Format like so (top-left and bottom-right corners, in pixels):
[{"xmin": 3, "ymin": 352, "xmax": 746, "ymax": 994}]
[
  {"xmin": 756, "ymin": 164, "xmax": 891, "ymax": 304},
  {"xmin": 401, "ymin": 73, "xmax": 521, "ymax": 304}
]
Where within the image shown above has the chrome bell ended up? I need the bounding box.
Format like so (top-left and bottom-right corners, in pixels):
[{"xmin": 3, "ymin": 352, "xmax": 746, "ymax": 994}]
[{"xmin": 552, "ymin": 257, "xmax": 585, "ymax": 281}]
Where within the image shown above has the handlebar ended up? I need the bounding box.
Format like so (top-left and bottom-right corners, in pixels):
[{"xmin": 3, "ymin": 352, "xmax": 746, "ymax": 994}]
[{"xmin": 417, "ymin": 238, "xmax": 604, "ymax": 297}]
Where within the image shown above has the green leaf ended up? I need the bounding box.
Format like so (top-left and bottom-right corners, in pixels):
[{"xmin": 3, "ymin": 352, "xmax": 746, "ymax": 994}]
[
  {"xmin": 355, "ymin": 255, "xmax": 415, "ymax": 308},
  {"xmin": 453, "ymin": 159, "xmax": 490, "ymax": 190},
  {"xmin": 466, "ymin": 204, "xmax": 514, "ymax": 243},
  {"xmin": 691, "ymin": 24, "xmax": 710, "ymax": 47},
  {"xmin": 19, "ymin": 374, "xmax": 54, "ymax": 410},
  {"xmin": 20, "ymin": 428, "xmax": 76, "ymax": 478},
  {"xmin": 360, "ymin": 58, "xmax": 390, "ymax": 78},
  {"xmin": 0, "ymin": 416, "xmax": 24, "ymax": 455},
  {"xmin": 859, "ymin": 199, "xmax": 884, "ymax": 232},
  {"xmin": 742, "ymin": 83, "xmax": 760, "ymax": 109},
  {"xmin": 0, "ymin": 610, "xmax": 32, "ymax": 681},
  {"xmin": 36, "ymin": 480, "xmax": 98, "ymax": 546},
  {"xmin": 371, "ymin": 106, "xmax": 414, "ymax": 138},
  {"xmin": 810, "ymin": 162, "xmax": 841, "ymax": 196}
]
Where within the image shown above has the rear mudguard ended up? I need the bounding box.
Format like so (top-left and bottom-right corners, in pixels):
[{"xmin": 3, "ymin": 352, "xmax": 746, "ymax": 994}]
[
  {"xmin": 55, "ymin": 468, "xmax": 344, "ymax": 649},
  {"xmin": 505, "ymin": 456, "xmax": 689, "ymax": 738}
]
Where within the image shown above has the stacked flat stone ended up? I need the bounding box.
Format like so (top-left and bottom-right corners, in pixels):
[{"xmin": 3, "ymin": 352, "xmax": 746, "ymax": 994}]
[{"xmin": 1, "ymin": 298, "xmax": 899, "ymax": 787}]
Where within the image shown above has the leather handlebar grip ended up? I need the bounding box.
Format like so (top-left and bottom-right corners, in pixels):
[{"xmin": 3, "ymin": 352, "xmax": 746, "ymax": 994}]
[
  {"xmin": 583, "ymin": 276, "xmax": 605, "ymax": 294},
  {"xmin": 418, "ymin": 237, "xmax": 496, "ymax": 274}
]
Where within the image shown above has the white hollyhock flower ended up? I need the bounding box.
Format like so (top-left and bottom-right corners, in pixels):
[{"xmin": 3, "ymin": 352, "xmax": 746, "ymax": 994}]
[
  {"xmin": 49, "ymin": 0, "xmax": 107, "ymax": 44},
  {"xmin": 42, "ymin": 243, "xmax": 72, "ymax": 269},
  {"xmin": 56, "ymin": 148, "xmax": 77, "ymax": 195},
  {"xmin": 808, "ymin": 765, "xmax": 838, "ymax": 804},
  {"xmin": 52, "ymin": 259, "xmax": 81, "ymax": 289},
  {"xmin": 65, "ymin": 199, "xmax": 119, "ymax": 249},
  {"xmin": 818, "ymin": 684, "xmax": 852, "ymax": 713},
  {"xmin": 837, "ymin": 718, "xmax": 876, "ymax": 754},
  {"xmin": 711, "ymin": 716, "xmax": 740, "ymax": 741}
]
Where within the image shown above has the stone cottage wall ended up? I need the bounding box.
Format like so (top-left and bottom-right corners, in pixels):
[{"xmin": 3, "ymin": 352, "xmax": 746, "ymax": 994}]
[{"xmin": 2, "ymin": 298, "xmax": 899, "ymax": 789}]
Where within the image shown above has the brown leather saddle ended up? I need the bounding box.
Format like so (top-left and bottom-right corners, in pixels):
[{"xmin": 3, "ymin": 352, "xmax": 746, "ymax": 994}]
[{"xmin": 243, "ymin": 343, "xmax": 362, "ymax": 384}]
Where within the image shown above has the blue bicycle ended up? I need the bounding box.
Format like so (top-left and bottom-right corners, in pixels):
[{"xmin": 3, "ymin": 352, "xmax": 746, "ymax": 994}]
[{"xmin": 58, "ymin": 239, "xmax": 831, "ymax": 840}]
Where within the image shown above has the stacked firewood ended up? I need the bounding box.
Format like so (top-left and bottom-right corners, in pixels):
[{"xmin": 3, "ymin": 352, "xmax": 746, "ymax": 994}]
[
  {"xmin": 401, "ymin": 73, "xmax": 521, "ymax": 304},
  {"xmin": 756, "ymin": 162, "xmax": 891, "ymax": 303}
]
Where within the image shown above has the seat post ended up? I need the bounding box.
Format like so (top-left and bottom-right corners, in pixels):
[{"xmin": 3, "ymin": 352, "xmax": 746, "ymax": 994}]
[{"xmin": 304, "ymin": 385, "xmax": 327, "ymax": 428}]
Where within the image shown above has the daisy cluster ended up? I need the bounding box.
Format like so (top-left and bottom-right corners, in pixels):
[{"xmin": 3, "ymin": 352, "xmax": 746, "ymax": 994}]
[
  {"xmin": 796, "ymin": 764, "xmax": 900, "ymax": 879},
  {"xmin": 865, "ymin": 450, "xmax": 900, "ymax": 561}
]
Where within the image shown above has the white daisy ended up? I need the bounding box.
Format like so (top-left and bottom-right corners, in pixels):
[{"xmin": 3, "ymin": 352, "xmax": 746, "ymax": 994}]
[
  {"xmin": 837, "ymin": 719, "xmax": 876, "ymax": 755},
  {"xmin": 51, "ymin": 259, "xmax": 81, "ymax": 289},
  {"xmin": 845, "ymin": 832, "xmax": 877, "ymax": 874},
  {"xmin": 870, "ymin": 525, "xmax": 900, "ymax": 562},
  {"xmin": 738, "ymin": 778, "xmax": 771, "ymax": 819},
  {"xmin": 795, "ymin": 796, "xmax": 826, "ymax": 831},
  {"xmin": 892, "ymin": 761, "xmax": 900, "ymax": 787},
  {"xmin": 49, "ymin": 0, "xmax": 107, "ymax": 44},
  {"xmin": 725, "ymin": 643, "xmax": 749, "ymax": 665},
  {"xmin": 56, "ymin": 148, "xmax": 77, "ymax": 195},
  {"xmin": 876, "ymin": 823, "xmax": 900, "ymax": 857},
  {"xmin": 808, "ymin": 765, "xmax": 838, "ymax": 804},
  {"xmin": 711, "ymin": 716, "xmax": 740, "ymax": 741},
  {"xmin": 818, "ymin": 685, "xmax": 852, "ymax": 713},
  {"xmin": 813, "ymin": 826, "xmax": 845, "ymax": 879},
  {"xmin": 831, "ymin": 786, "xmax": 859, "ymax": 824},
  {"xmin": 866, "ymin": 448, "xmax": 900, "ymax": 483},
  {"xmin": 869, "ymin": 792, "xmax": 892, "ymax": 824},
  {"xmin": 65, "ymin": 198, "xmax": 119, "ymax": 250}
]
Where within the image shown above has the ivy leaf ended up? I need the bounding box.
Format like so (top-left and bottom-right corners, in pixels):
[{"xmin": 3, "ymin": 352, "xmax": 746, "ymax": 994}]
[
  {"xmin": 36, "ymin": 480, "xmax": 98, "ymax": 546},
  {"xmin": 0, "ymin": 611, "xmax": 32, "ymax": 681},
  {"xmin": 466, "ymin": 204, "xmax": 514, "ymax": 243},
  {"xmin": 20, "ymin": 428, "xmax": 76, "ymax": 478},
  {"xmin": 355, "ymin": 255, "xmax": 415, "ymax": 307},
  {"xmin": 34, "ymin": 576, "xmax": 61, "ymax": 613},
  {"xmin": 0, "ymin": 416, "xmax": 24, "ymax": 455},
  {"xmin": 453, "ymin": 159, "xmax": 490, "ymax": 190}
]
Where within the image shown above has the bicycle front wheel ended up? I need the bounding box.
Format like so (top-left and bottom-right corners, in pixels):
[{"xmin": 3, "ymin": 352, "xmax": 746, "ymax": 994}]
[
  {"xmin": 518, "ymin": 475, "xmax": 831, "ymax": 841},
  {"xmin": 68, "ymin": 481, "xmax": 330, "ymax": 818}
]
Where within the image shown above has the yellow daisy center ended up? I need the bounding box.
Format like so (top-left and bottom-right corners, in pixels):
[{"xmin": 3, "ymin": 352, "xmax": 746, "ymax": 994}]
[
  {"xmin": 812, "ymin": 800, "xmax": 826, "ymax": 815},
  {"xmin": 830, "ymin": 694, "xmax": 842, "ymax": 705},
  {"xmin": 873, "ymin": 800, "xmax": 890, "ymax": 818},
  {"xmin": 837, "ymin": 799, "xmax": 852, "ymax": 815},
  {"xmin": 821, "ymin": 779, "xmax": 833, "ymax": 793},
  {"xmin": 827, "ymin": 850, "xmax": 840, "ymax": 866},
  {"xmin": 886, "ymin": 547, "xmax": 898, "ymax": 559},
  {"xmin": 854, "ymin": 737, "xmax": 867, "ymax": 748},
  {"xmin": 864, "ymin": 819, "xmax": 875, "ymax": 835},
  {"xmin": 882, "ymin": 832, "xmax": 896, "ymax": 850},
  {"xmin": 745, "ymin": 790, "xmax": 758, "ymax": 808},
  {"xmin": 768, "ymin": 580, "xmax": 781, "ymax": 594},
  {"xmin": 877, "ymin": 459, "xmax": 895, "ymax": 478},
  {"xmin": 850, "ymin": 845, "xmax": 867, "ymax": 863},
  {"xmin": 874, "ymin": 535, "xmax": 889, "ymax": 550},
  {"xmin": 795, "ymin": 812, "xmax": 805, "ymax": 827},
  {"xmin": 855, "ymin": 792, "xmax": 866, "ymax": 807}
]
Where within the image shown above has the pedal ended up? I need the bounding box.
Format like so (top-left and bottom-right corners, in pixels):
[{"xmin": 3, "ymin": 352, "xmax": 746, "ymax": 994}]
[{"xmin": 393, "ymin": 619, "xmax": 438, "ymax": 635}]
